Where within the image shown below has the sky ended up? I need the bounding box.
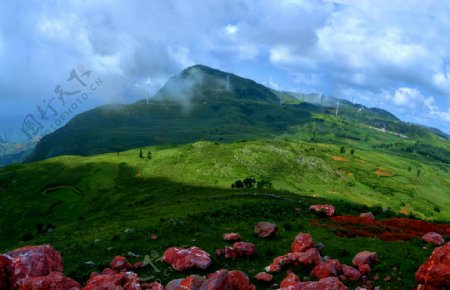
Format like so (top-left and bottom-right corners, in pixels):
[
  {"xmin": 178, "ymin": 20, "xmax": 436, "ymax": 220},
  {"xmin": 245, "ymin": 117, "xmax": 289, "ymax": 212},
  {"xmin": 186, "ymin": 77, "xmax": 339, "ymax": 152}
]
[{"xmin": 2, "ymin": 0, "xmax": 450, "ymax": 135}]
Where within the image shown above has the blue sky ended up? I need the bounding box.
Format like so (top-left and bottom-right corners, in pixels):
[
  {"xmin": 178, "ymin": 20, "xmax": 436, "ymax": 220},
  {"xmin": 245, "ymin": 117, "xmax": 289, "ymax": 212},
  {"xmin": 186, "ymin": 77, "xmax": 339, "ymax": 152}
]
[{"xmin": 2, "ymin": 0, "xmax": 450, "ymax": 134}]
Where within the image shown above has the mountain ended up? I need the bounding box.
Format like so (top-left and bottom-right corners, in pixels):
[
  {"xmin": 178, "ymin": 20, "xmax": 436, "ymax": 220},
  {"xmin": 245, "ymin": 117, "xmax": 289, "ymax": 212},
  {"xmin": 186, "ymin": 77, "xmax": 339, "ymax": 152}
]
[{"xmin": 24, "ymin": 65, "xmax": 447, "ymax": 163}]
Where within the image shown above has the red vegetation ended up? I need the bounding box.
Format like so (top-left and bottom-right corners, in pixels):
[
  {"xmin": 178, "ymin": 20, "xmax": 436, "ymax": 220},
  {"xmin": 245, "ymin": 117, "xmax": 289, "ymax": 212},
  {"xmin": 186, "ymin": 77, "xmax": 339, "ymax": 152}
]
[{"xmin": 311, "ymin": 215, "xmax": 450, "ymax": 241}]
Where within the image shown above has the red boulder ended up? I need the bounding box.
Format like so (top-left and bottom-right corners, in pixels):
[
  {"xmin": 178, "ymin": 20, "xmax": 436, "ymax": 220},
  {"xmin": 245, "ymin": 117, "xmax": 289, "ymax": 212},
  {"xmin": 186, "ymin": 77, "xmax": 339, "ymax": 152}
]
[
  {"xmin": 163, "ymin": 247, "xmax": 211, "ymax": 271},
  {"xmin": 110, "ymin": 255, "xmax": 132, "ymax": 271},
  {"xmin": 0, "ymin": 255, "xmax": 11, "ymax": 290},
  {"xmin": 83, "ymin": 271, "xmax": 141, "ymax": 290},
  {"xmin": 309, "ymin": 204, "xmax": 335, "ymax": 217},
  {"xmin": 254, "ymin": 222, "xmax": 277, "ymax": 238},
  {"xmin": 359, "ymin": 212, "xmax": 375, "ymax": 219},
  {"xmin": 254, "ymin": 272, "xmax": 273, "ymax": 283},
  {"xmin": 311, "ymin": 259, "xmax": 341, "ymax": 279},
  {"xmin": 265, "ymin": 252, "xmax": 301, "ymax": 272},
  {"xmin": 341, "ymin": 264, "xmax": 361, "ymax": 281},
  {"xmin": 165, "ymin": 275, "xmax": 205, "ymax": 290},
  {"xmin": 301, "ymin": 277, "xmax": 348, "ymax": 290},
  {"xmin": 223, "ymin": 233, "xmax": 241, "ymax": 242},
  {"xmin": 352, "ymin": 251, "xmax": 378, "ymax": 267},
  {"xmin": 292, "ymin": 233, "xmax": 315, "ymax": 253},
  {"xmin": 233, "ymin": 242, "xmax": 255, "ymax": 257},
  {"xmin": 416, "ymin": 242, "xmax": 450, "ymax": 289},
  {"xmin": 18, "ymin": 271, "xmax": 81, "ymax": 290},
  {"xmin": 358, "ymin": 264, "xmax": 371, "ymax": 275},
  {"xmin": 141, "ymin": 282, "xmax": 164, "ymax": 290},
  {"xmin": 422, "ymin": 232, "xmax": 445, "ymax": 246},
  {"xmin": 295, "ymin": 248, "xmax": 321, "ymax": 267},
  {"xmin": 5, "ymin": 244, "xmax": 64, "ymax": 289},
  {"xmin": 199, "ymin": 269, "xmax": 254, "ymax": 290},
  {"xmin": 280, "ymin": 273, "xmax": 300, "ymax": 287}
]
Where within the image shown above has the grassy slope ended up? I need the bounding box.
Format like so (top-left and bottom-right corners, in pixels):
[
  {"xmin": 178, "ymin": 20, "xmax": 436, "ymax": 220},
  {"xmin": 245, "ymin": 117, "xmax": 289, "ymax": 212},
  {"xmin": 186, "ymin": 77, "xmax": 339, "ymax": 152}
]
[{"xmin": 1, "ymin": 124, "xmax": 449, "ymax": 288}]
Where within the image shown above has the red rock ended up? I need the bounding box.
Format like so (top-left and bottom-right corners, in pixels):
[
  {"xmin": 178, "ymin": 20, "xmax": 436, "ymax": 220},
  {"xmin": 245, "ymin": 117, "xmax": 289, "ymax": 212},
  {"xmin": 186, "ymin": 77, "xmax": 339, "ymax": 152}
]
[
  {"xmin": 341, "ymin": 264, "xmax": 361, "ymax": 281},
  {"xmin": 83, "ymin": 271, "xmax": 141, "ymax": 290},
  {"xmin": 384, "ymin": 275, "xmax": 391, "ymax": 282},
  {"xmin": 141, "ymin": 282, "xmax": 164, "ymax": 290},
  {"xmin": 133, "ymin": 261, "xmax": 144, "ymax": 269},
  {"xmin": 229, "ymin": 270, "xmax": 253, "ymax": 289},
  {"xmin": 301, "ymin": 277, "xmax": 348, "ymax": 290},
  {"xmin": 163, "ymin": 247, "xmax": 211, "ymax": 271},
  {"xmin": 101, "ymin": 268, "xmax": 116, "ymax": 275},
  {"xmin": 311, "ymin": 259, "xmax": 341, "ymax": 279},
  {"xmin": 197, "ymin": 269, "xmax": 254, "ymax": 290},
  {"xmin": 215, "ymin": 249, "xmax": 225, "ymax": 257},
  {"xmin": 280, "ymin": 273, "xmax": 301, "ymax": 287},
  {"xmin": 309, "ymin": 204, "xmax": 336, "ymax": 216},
  {"xmin": 265, "ymin": 252, "xmax": 301, "ymax": 272},
  {"xmin": 5, "ymin": 244, "xmax": 64, "ymax": 290},
  {"xmin": 295, "ymin": 248, "xmax": 321, "ymax": 267},
  {"xmin": 224, "ymin": 246, "xmax": 238, "ymax": 259},
  {"xmin": 89, "ymin": 272, "xmax": 99, "ymax": 279},
  {"xmin": 359, "ymin": 212, "xmax": 375, "ymax": 219},
  {"xmin": 358, "ymin": 264, "xmax": 371, "ymax": 274},
  {"xmin": 416, "ymin": 242, "xmax": 450, "ymax": 289},
  {"xmin": 422, "ymin": 232, "xmax": 445, "ymax": 246},
  {"xmin": 18, "ymin": 271, "xmax": 81, "ymax": 290},
  {"xmin": 110, "ymin": 255, "xmax": 132, "ymax": 271},
  {"xmin": 254, "ymin": 272, "xmax": 273, "ymax": 282},
  {"xmin": 254, "ymin": 222, "xmax": 277, "ymax": 238},
  {"xmin": 0, "ymin": 255, "xmax": 11, "ymax": 290},
  {"xmin": 180, "ymin": 275, "xmax": 206, "ymax": 289},
  {"xmin": 232, "ymin": 242, "xmax": 255, "ymax": 257},
  {"xmin": 352, "ymin": 251, "xmax": 378, "ymax": 267},
  {"xmin": 291, "ymin": 233, "xmax": 315, "ymax": 253},
  {"xmin": 223, "ymin": 233, "xmax": 241, "ymax": 242}
]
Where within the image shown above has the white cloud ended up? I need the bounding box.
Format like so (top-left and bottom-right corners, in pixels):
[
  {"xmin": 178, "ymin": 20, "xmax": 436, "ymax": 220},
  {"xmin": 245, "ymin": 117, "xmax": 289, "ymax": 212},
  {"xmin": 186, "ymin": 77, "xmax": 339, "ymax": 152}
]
[{"xmin": 225, "ymin": 24, "xmax": 238, "ymax": 38}]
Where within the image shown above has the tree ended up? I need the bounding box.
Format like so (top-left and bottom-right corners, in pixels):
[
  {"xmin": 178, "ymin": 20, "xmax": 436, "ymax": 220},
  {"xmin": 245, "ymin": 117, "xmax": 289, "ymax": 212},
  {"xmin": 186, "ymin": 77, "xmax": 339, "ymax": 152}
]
[
  {"xmin": 340, "ymin": 146, "xmax": 346, "ymax": 154},
  {"xmin": 233, "ymin": 180, "xmax": 244, "ymax": 189},
  {"xmin": 407, "ymin": 166, "xmax": 412, "ymax": 172},
  {"xmin": 243, "ymin": 177, "xmax": 256, "ymax": 188},
  {"xmin": 257, "ymin": 177, "xmax": 273, "ymax": 189},
  {"xmin": 350, "ymin": 149, "xmax": 355, "ymax": 155},
  {"xmin": 139, "ymin": 148, "xmax": 143, "ymax": 158},
  {"xmin": 147, "ymin": 151, "xmax": 152, "ymax": 159},
  {"xmin": 417, "ymin": 169, "xmax": 421, "ymax": 177}
]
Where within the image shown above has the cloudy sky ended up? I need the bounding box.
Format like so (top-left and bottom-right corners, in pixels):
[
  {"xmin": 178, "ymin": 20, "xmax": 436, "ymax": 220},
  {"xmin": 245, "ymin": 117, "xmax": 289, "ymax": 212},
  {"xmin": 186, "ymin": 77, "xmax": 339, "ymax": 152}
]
[{"xmin": 2, "ymin": 0, "xmax": 450, "ymax": 134}]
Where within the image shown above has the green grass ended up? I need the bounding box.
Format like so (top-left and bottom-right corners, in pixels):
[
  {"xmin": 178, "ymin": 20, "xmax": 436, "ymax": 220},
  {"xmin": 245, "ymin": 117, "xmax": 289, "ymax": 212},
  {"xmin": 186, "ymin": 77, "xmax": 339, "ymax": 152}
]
[{"xmin": 1, "ymin": 134, "xmax": 449, "ymax": 288}]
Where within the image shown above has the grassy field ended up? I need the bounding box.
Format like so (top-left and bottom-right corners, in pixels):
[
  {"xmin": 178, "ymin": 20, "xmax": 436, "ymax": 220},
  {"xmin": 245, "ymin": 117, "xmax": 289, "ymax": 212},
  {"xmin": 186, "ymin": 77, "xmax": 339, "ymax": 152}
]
[{"xmin": 1, "ymin": 129, "xmax": 449, "ymax": 288}]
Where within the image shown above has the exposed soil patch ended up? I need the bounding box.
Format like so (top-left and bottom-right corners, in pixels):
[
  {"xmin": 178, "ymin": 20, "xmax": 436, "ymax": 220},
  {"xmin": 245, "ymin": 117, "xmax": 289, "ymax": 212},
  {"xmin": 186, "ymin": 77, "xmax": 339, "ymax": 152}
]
[
  {"xmin": 311, "ymin": 215, "xmax": 450, "ymax": 241},
  {"xmin": 374, "ymin": 167, "xmax": 394, "ymax": 177},
  {"xmin": 332, "ymin": 156, "xmax": 348, "ymax": 162}
]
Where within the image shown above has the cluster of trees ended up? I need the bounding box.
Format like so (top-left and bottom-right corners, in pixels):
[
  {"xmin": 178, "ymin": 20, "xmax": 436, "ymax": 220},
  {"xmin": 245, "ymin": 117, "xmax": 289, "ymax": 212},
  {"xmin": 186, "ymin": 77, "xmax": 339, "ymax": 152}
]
[
  {"xmin": 231, "ymin": 176, "xmax": 272, "ymax": 189},
  {"xmin": 139, "ymin": 149, "xmax": 152, "ymax": 159},
  {"xmin": 340, "ymin": 146, "xmax": 355, "ymax": 155},
  {"xmin": 373, "ymin": 142, "xmax": 450, "ymax": 164}
]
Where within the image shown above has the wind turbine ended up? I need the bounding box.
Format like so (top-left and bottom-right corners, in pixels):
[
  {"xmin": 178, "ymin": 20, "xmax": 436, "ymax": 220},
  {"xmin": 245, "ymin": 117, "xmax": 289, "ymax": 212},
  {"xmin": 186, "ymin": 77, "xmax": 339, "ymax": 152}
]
[
  {"xmin": 336, "ymin": 101, "xmax": 340, "ymax": 117},
  {"xmin": 146, "ymin": 75, "xmax": 152, "ymax": 104},
  {"xmin": 226, "ymin": 75, "xmax": 230, "ymax": 92}
]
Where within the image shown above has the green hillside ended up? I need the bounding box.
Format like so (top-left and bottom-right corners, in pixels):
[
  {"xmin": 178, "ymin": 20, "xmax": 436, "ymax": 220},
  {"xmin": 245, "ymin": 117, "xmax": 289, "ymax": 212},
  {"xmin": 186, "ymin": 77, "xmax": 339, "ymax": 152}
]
[
  {"xmin": 26, "ymin": 65, "xmax": 447, "ymax": 163},
  {"xmin": 1, "ymin": 129, "xmax": 449, "ymax": 288}
]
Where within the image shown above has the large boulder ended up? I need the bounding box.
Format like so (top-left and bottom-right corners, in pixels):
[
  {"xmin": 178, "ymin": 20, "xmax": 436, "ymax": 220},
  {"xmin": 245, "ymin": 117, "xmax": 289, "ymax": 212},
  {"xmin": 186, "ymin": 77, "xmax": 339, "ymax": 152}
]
[
  {"xmin": 141, "ymin": 282, "xmax": 164, "ymax": 290},
  {"xmin": 165, "ymin": 275, "xmax": 205, "ymax": 290},
  {"xmin": 301, "ymin": 277, "xmax": 348, "ymax": 290},
  {"xmin": 254, "ymin": 222, "xmax": 277, "ymax": 238},
  {"xmin": 352, "ymin": 251, "xmax": 378, "ymax": 267},
  {"xmin": 416, "ymin": 242, "xmax": 450, "ymax": 289},
  {"xmin": 422, "ymin": 232, "xmax": 445, "ymax": 246},
  {"xmin": 18, "ymin": 271, "xmax": 81, "ymax": 290},
  {"xmin": 291, "ymin": 233, "xmax": 315, "ymax": 253},
  {"xmin": 265, "ymin": 252, "xmax": 302, "ymax": 272},
  {"xmin": 341, "ymin": 264, "xmax": 361, "ymax": 281},
  {"xmin": 110, "ymin": 255, "xmax": 132, "ymax": 271},
  {"xmin": 223, "ymin": 233, "xmax": 241, "ymax": 242},
  {"xmin": 0, "ymin": 255, "xmax": 11, "ymax": 290},
  {"xmin": 309, "ymin": 204, "xmax": 335, "ymax": 217},
  {"xmin": 5, "ymin": 244, "xmax": 64, "ymax": 289},
  {"xmin": 232, "ymin": 242, "xmax": 255, "ymax": 257},
  {"xmin": 311, "ymin": 259, "xmax": 341, "ymax": 279},
  {"xmin": 359, "ymin": 212, "xmax": 375, "ymax": 219},
  {"xmin": 295, "ymin": 248, "xmax": 321, "ymax": 267},
  {"xmin": 280, "ymin": 273, "xmax": 300, "ymax": 288},
  {"xmin": 83, "ymin": 271, "xmax": 141, "ymax": 290},
  {"xmin": 163, "ymin": 247, "xmax": 212, "ymax": 271},
  {"xmin": 254, "ymin": 272, "xmax": 273, "ymax": 283},
  {"xmin": 198, "ymin": 269, "xmax": 255, "ymax": 290}
]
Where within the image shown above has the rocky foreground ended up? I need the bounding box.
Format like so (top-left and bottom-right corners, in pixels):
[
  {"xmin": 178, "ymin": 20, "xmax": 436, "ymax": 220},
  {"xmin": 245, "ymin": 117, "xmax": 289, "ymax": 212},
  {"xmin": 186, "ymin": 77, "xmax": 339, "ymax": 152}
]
[{"xmin": 0, "ymin": 205, "xmax": 449, "ymax": 289}]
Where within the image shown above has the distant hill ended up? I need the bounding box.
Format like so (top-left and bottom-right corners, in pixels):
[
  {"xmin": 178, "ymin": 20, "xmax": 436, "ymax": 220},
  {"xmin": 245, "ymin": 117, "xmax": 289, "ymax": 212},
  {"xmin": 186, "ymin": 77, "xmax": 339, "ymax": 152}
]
[{"xmin": 26, "ymin": 65, "xmax": 448, "ymax": 162}]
